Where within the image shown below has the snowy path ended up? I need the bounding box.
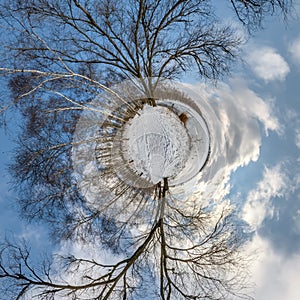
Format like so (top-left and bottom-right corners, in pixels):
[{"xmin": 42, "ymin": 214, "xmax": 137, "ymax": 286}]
[{"xmin": 123, "ymin": 105, "xmax": 190, "ymax": 184}]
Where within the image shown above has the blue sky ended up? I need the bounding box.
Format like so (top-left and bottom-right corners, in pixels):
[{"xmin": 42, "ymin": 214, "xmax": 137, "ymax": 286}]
[
  {"xmin": 1, "ymin": 2, "xmax": 300, "ymax": 299},
  {"xmin": 222, "ymin": 3, "xmax": 300, "ymax": 298}
]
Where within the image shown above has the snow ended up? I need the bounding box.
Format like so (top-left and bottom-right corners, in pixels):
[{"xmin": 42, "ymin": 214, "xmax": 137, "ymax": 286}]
[{"xmin": 123, "ymin": 105, "xmax": 190, "ymax": 184}]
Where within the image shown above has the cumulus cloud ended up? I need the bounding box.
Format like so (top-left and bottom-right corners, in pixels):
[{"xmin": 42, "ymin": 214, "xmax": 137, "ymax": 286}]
[
  {"xmin": 180, "ymin": 79, "xmax": 281, "ymax": 206},
  {"xmin": 196, "ymin": 79, "xmax": 280, "ymax": 167},
  {"xmin": 246, "ymin": 234, "xmax": 300, "ymax": 300},
  {"xmin": 220, "ymin": 79, "xmax": 281, "ymax": 135},
  {"xmin": 246, "ymin": 46, "xmax": 290, "ymax": 82},
  {"xmin": 242, "ymin": 164, "xmax": 288, "ymax": 230},
  {"xmin": 289, "ymin": 36, "xmax": 300, "ymax": 65}
]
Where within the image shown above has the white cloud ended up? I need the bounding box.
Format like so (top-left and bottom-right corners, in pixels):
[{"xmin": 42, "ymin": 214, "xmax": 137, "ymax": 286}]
[
  {"xmin": 242, "ymin": 164, "xmax": 288, "ymax": 230},
  {"xmin": 295, "ymin": 127, "xmax": 300, "ymax": 149},
  {"xmin": 207, "ymin": 79, "xmax": 281, "ymax": 167},
  {"xmin": 246, "ymin": 46, "xmax": 290, "ymax": 82},
  {"xmin": 289, "ymin": 36, "xmax": 300, "ymax": 65},
  {"xmin": 225, "ymin": 79, "xmax": 281, "ymax": 135},
  {"xmin": 246, "ymin": 234, "xmax": 300, "ymax": 300},
  {"xmin": 180, "ymin": 79, "xmax": 281, "ymax": 207}
]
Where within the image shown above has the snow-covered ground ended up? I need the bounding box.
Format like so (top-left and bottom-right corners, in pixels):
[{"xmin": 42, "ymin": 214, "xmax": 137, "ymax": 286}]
[
  {"xmin": 156, "ymin": 99, "xmax": 210, "ymax": 188},
  {"xmin": 123, "ymin": 105, "xmax": 190, "ymax": 184},
  {"xmin": 119, "ymin": 96, "xmax": 211, "ymax": 190}
]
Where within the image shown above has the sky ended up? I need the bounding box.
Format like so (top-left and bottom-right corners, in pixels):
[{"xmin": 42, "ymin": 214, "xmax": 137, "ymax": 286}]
[
  {"xmin": 218, "ymin": 3, "xmax": 300, "ymax": 298},
  {"xmin": 1, "ymin": 2, "xmax": 300, "ymax": 300}
]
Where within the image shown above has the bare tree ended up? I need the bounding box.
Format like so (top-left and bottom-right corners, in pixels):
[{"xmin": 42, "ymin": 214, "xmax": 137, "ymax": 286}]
[
  {"xmin": 0, "ymin": 0, "xmax": 293, "ymax": 299},
  {"xmin": 0, "ymin": 194, "xmax": 252, "ymax": 299},
  {"xmin": 1, "ymin": 74, "xmax": 255, "ymax": 299},
  {"xmin": 229, "ymin": 0, "xmax": 292, "ymax": 30},
  {"xmin": 1, "ymin": 76, "xmax": 253, "ymax": 299},
  {"xmin": 0, "ymin": 0, "xmax": 243, "ymax": 91},
  {"xmin": 0, "ymin": 0, "xmax": 243, "ymax": 239}
]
